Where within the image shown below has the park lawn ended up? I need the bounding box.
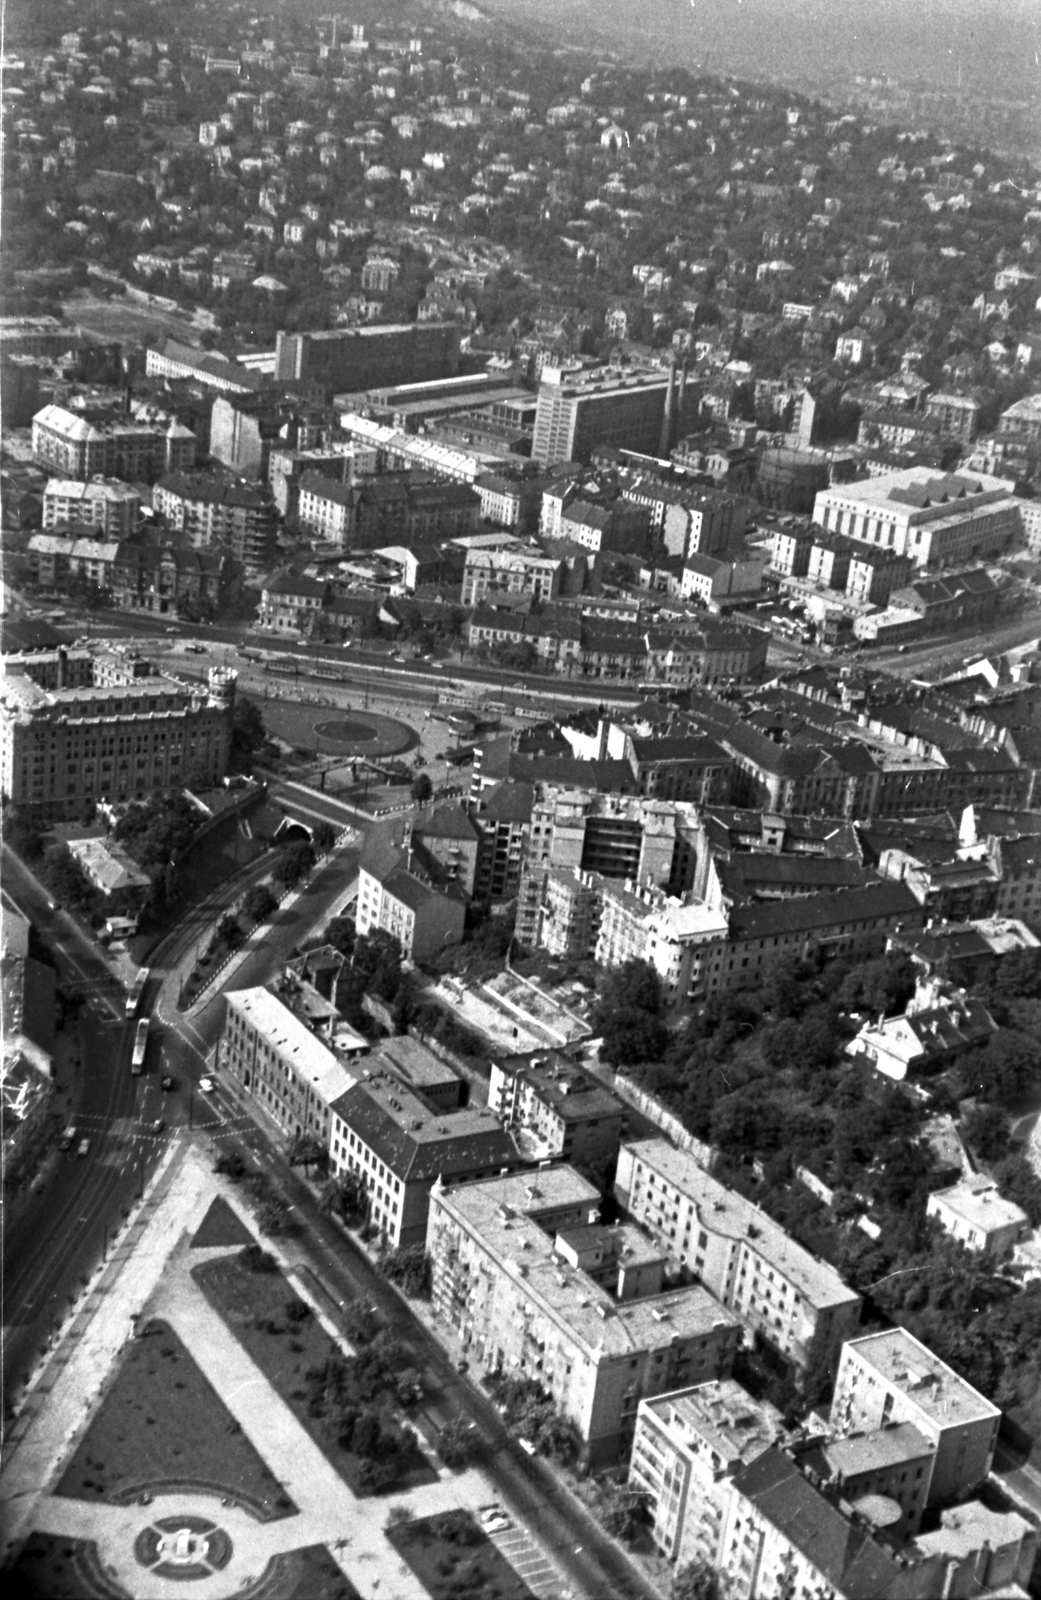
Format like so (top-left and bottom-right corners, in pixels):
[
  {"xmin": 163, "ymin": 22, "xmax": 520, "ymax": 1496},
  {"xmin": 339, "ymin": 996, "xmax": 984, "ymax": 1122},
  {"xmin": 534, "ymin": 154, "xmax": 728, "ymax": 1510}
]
[
  {"xmin": 6, "ymin": 1533, "xmax": 363, "ymax": 1600},
  {"xmin": 387, "ymin": 1510, "xmax": 537, "ymax": 1600},
  {"xmin": 53, "ymin": 1318, "xmax": 295, "ymax": 1518},
  {"xmin": 192, "ymin": 1254, "xmax": 436, "ymax": 1498},
  {"xmin": 190, "ymin": 1195, "xmax": 255, "ymax": 1249}
]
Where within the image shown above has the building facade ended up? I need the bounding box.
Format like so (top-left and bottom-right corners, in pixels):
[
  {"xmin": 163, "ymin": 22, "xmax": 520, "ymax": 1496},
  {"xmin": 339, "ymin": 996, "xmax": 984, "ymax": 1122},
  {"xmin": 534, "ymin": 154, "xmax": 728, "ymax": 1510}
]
[{"xmin": 616, "ymin": 1140, "xmax": 862, "ymax": 1368}]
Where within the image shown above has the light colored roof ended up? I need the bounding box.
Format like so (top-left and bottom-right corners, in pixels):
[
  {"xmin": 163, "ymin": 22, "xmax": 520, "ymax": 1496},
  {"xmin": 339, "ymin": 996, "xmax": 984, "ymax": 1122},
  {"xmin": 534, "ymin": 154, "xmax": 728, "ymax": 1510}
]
[
  {"xmin": 434, "ymin": 1167, "xmax": 739, "ymax": 1358},
  {"xmin": 33, "ymin": 403, "xmax": 104, "ymax": 441},
  {"xmin": 623, "ymin": 1139, "xmax": 860, "ymax": 1312},
  {"xmin": 840, "ymin": 1328, "xmax": 1000, "ymax": 1426},
  {"xmin": 67, "ymin": 836, "xmax": 151, "ymax": 895},
  {"xmin": 638, "ymin": 1379, "xmax": 785, "ymax": 1470},
  {"xmin": 225, "ymin": 986, "xmax": 359, "ymax": 1107},
  {"xmin": 929, "ymin": 1178, "xmax": 1027, "ymax": 1236}
]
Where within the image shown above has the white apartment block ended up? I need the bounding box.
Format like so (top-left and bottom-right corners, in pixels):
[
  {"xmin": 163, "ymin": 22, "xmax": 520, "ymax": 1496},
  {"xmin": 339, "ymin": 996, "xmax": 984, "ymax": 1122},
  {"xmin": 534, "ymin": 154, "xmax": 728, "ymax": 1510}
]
[
  {"xmin": 219, "ymin": 986, "xmax": 363, "ymax": 1145},
  {"xmin": 812, "ymin": 466, "xmax": 1019, "ymax": 570},
  {"xmin": 295, "ymin": 475, "xmax": 357, "ymax": 546},
  {"xmin": 616, "ymin": 1141, "xmax": 862, "ymax": 1367},
  {"xmin": 830, "ymin": 1327, "xmax": 1000, "ymax": 1507},
  {"xmin": 629, "ymin": 1381, "xmax": 785, "ymax": 1567},
  {"xmin": 596, "ymin": 879, "xmax": 729, "ymax": 1004},
  {"xmin": 43, "ymin": 477, "xmax": 141, "ymax": 537},
  {"xmin": 427, "ymin": 1167, "xmax": 743, "ymax": 1468}
]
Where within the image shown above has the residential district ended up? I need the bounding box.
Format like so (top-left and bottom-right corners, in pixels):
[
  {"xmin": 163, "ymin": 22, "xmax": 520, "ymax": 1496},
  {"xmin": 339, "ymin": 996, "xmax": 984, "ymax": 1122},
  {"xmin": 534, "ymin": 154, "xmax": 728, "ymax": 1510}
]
[{"xmin": 5, "ymin": 4, "xmax": 1041, "ymax": 1600}]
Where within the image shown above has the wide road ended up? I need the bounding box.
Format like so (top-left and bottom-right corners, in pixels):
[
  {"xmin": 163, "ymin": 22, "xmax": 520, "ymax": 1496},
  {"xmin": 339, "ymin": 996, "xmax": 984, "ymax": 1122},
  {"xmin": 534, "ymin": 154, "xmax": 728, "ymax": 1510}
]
[
  {"xmin": 187, "ymin": 1083, "xmax": 658, "ymax": 1600},
  {"xmin": 1, "ymin": 836, "xmax": 358, "ymax": 1412}
]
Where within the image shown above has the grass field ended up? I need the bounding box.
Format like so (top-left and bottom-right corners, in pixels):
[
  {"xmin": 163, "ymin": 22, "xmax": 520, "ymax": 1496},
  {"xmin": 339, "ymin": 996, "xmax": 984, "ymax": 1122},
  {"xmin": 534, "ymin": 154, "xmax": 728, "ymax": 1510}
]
[
  {"xmin": 65, "ymin": 292, "xmax": 207, "ymax": 351},
  {"xmin": 193, "ymin": 1254, "xmax": 437, "ymax": 1498},
  {"xmin": 6, "ymin": 1532, "xmax": 364, "ymax": 1600},
  {"xmin": 54, "ymin": 1317, "xmax": 296, "ymax": 1518},
  {"xmin": 387, "ymin": 1510, "xmax": 536, "ymax": 1600}
]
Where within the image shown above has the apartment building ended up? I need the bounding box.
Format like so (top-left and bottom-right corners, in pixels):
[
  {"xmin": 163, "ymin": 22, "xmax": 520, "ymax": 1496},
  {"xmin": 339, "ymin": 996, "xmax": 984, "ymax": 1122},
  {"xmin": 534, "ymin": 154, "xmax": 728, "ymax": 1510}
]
[
  {"xmin": 427, "ymin": 1167, "xmax": 743, "ymax": 1467},
  {"xmin": 295, "ymin": 474, "xmax": 359, "ymax": 546},
  {"xmin": 0, "ymin": 660, "xmax": 235, "ymax": 817},
  {"xmin": 720, "ymin": 1447, "xmax": 940, "ymax": 1600},
  {"xmin": 487, "ymin": 1051, "xmax": 626, "ymax": 1175},
  {"xmin": 219, "ymin": 986, "xmax": 363, "ymax": 1144},
  {"xmin": 461, "ymin": 546, "xmax": 563, "ymax": 606},
  {"xmin": 473, "ymin": 779, "xmax": 534, "ymax": 902},
  {"xmin": 153, "ymin": 473, "xmax": 278, "ymax": 575},
  {"xmin": 532, "ymin": 366, "xmax": 673, "ymax": 466},
  {"xmin": 629, "ymin": 1381, "xmax": 785, "ymax": 1566},
  {"xmin": 830, "ymin": 1328, "xmax": 1000, "ymax": 1507},
  {"xmin": 32, "ymin": 403, "xmax": 195, "ymax": 481},
  {"xmin": 43, "ymin": 478, "xmax": 141, "ymax": 537},
  {"xmin": 925, "ymin": 391, "xmax": 980, "ymax": 441},
  {"xmin": 356, "ymin": 816, "xmax": 466, "ymax": 961},
  {"xmin": 515, "ymin": 785, "xmax": 702, "ymax": 945},
  {"xmin": 328, "ymin": 1073, "xmax": 521, "ymax": 1248},
  {"xmin": 596, "ymin": 880, "xmax": 730, "ymax": 1004},
  {"xmin": 475, "ymin": 470, "xmax": 544, "ymax": 532},
  {"xmin": 616, "ymin": 1140, "xmax": 862, "ymax": 1367},
  {"xmin": 812, "ymin": 467, "xmax": 1019, "ymax": 569}
]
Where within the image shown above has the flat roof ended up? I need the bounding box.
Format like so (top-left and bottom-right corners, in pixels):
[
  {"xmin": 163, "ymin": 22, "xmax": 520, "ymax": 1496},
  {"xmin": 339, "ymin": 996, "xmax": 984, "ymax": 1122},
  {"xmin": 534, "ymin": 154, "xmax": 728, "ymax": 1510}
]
[
  {"xmin": 840, "ymin": 1327, "xmax": 1000, "ymax": 1425},
  {"xmin": 639, "ymin": 1379, "xmax": 785, "ymax": 1468},
  {"xmin": 622, "ymin": 1140, "xmax": 860, "ymax": 1312},
  {"xmin": 929, "ymin": 1179, "xmax": 1027, "ymax": 1235},
  {"xmin": 437, "ymin": 1169, "xmax": 738, "ymax": 1359}
]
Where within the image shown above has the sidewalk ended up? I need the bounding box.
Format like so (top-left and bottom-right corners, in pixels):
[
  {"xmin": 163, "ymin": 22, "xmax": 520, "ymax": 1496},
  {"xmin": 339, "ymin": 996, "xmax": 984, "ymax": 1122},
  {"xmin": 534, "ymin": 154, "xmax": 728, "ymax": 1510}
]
[{"xmin": 1, "ymin": 1143, "xmax": 574, "ymax": 1600}]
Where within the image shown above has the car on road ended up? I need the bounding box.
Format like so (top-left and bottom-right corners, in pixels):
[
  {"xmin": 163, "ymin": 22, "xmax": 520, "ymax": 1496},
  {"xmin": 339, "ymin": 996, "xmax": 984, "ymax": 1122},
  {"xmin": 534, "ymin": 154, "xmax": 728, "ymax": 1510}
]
[
  {"xmin": 149, "ymin": 1119, "xmax": 166, "ymax": 1134},
  {"xmin": 59, "ymin": 1125, "xmax": 77, "ymax": 1151},
  {"xmin": 76, "ymin": 1137, "xmax": 90, "ymax": 1157},
  {"xmin": 184, "ymin": 642, "xmax": 206, "ymax": 654},
  {"xmin": 161, "ymin": 1074, "xmax": 174, "ymax": 1091},
  {"xmin": 199, "ymin": 1076, "xmax": 216, "ymax": 1093}
]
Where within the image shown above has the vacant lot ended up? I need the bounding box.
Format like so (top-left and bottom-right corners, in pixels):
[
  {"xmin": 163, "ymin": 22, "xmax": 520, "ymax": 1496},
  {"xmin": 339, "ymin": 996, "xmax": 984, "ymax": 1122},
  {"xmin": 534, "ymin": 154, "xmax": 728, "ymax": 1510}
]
[
  {"xmin": 54, "ymin": 1317, "xmax": 295, "ymax": 1518},
  {"xmin": 193, "ymin": 1253, "xmax": 436, "ymax": 1498},
  {"xmin": 65, "ymin": 291, "xmax": 206, "ymax": 350},
  {"xmin": 388, "ymin": 1509, "xmax": 536, "ymax": 1600}
]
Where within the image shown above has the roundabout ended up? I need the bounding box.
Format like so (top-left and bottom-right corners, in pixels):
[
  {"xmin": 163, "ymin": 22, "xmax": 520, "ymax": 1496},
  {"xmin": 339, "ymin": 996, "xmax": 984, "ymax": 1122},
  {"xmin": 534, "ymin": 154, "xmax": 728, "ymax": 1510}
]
[{"xmin": 257, "ymin": 698, "xmax": 418, "ymax": 760}]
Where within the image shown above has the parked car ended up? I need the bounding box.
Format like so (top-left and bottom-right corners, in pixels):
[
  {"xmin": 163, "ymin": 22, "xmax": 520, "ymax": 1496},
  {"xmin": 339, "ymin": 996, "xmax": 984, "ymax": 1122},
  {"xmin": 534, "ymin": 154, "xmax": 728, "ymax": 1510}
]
[
  {"xmin": 76, "ymin": 1137, "xmax": 90, "ymax": 1157},
  {"xmin": 59, "ymin": 1125, "xmax": 77, "ymax": 1151},
  {"xmin": 161, "ymin": 1074, "xmax": 174, "ymax": 1092},
  {"xmin": 199, "ymin": 1076, "xmax": 216, "ymax": 1093}
]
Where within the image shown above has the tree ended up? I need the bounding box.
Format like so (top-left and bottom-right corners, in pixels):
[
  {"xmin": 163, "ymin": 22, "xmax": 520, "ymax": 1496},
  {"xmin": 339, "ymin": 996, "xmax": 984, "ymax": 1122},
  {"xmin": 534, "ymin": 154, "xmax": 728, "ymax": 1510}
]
[
  {"xmin": 312, "ymin": 820, "xmax": 336, "ymax": 855},
  {"xmin": 272, "ymin": 839, "xmax": 315, "ymax": 891},
  {"xmin": 993, "ymin": 1154, "xmax": 1041, "ymax": 1226},
  {"xmin": 599, "ymin": 1481, "xmax": 650, "ymax": 1543},
  {"xmin": 379, "ymin": 1243, "xmax": 432, "ymax": 1298},
  {"xmin": 230, "ymin": 695, "xmax": 267, "ymax": 773},
  {"xmin": 4, "ymin": 805, "xmax": 44, "ymax": 862},
  {"xmin": 319, "ymin": 1169, "xmax": 368, "ymax": 1224},
  {"xmin": 437, "ymin": 1414, "xmax": 481, "ymax": 1468},
  {"xmin": 242, "ymin": 884, "xmax": 276, "ymax": 924},
  {"xmin": 962, "ymin": 1104, "xmax": 1010, "ymax": 1164},
  {"xmin": 595, "ymin": 958, "xmax": 669, "ymax": 1067},
  {"xmin": 288, "ymin": 1133, "xmax": 329, "ymax": 1177},
  {"xmin": 671, "ymin": 1560, "xmax": 719, "ymax": 1600},
  {"xmin": 410, "ymin": 772, "xmax": 433, "ymax": 803}
]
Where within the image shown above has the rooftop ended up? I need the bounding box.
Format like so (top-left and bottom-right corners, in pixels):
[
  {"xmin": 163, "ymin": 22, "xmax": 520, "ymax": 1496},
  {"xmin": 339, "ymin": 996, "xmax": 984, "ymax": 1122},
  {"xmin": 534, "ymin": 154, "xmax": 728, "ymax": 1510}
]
[
  {"xmin": 622, "ymin": 1139, "xmax": 860, "ymax": 1312},
  {"xmin": 639, "ymin": 1378, "xmax": 786, "ymax": 1470},
  {"xmin": 329, "ymin": 1074, "xmax": 519, "ymax": 1184},
  {"xmin": 225, "ymin": 987, "xmax": 359, "ymax": 1107},
  {"xmin": 929, "ymin": 1177, "xmax": 1028, "ymax": 1236},
  {"xmin": 840, "ymin": 1327, "xmax": 1000, "ymax": 1426},
  {"xmin": 436, "ymin": 1167, "xmax": 739, "ymax": 1359}
]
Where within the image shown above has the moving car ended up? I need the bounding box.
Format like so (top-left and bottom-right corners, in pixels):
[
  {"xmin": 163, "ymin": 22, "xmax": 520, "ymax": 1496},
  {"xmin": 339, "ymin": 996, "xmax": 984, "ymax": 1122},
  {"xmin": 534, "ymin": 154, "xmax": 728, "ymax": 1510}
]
[{"xmin": 161, "ymin": 1074, "xmax": 174, "ymax": 1091}]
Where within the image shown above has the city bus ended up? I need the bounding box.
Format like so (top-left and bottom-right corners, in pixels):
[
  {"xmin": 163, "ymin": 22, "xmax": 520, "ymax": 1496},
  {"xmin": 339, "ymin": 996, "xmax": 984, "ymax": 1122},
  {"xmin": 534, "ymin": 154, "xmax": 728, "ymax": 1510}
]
[
  {"xmin": 131, "ymin": 1016, "xmax": 149, "ymax": 1075},
  {"xmin": 125, "ymin": 966, "xmax": 150, "ymax": 1018}
]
